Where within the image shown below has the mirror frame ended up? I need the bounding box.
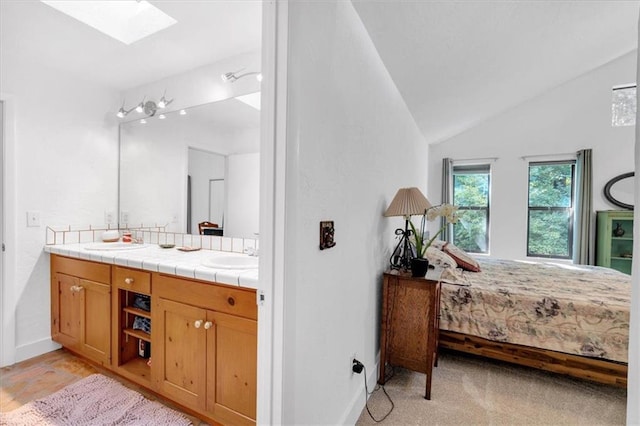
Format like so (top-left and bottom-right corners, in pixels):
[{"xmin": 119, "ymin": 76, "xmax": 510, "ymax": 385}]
[{"xmin": 604, "ymin": 172, "xmax": 634, "ymax": 210}]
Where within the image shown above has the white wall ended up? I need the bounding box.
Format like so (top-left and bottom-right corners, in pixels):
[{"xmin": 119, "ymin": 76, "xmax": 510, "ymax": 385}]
[
  {"xmin": 121, "ymin": 50, "xmax": 261, "ymax": 118},
  {"xmin": 1, "ymin": 57, "xmax": 119, "ymax": 364},
  {"xmin": 627, "ymin": 15, "xmax": 640, "ymax": 425},
  {"xmin": 227, "ymin": 153, "xmax": 260, "ymax": 238},
  {"xmin": 429, "ymin": 51, "xmax": 637, "ymax": 260},
  {"xmin": 188, "ymin": 149, "xmax": 225, "ymax": 231},
  {"xmin": 282, "ymin": 2, "xmax": 428, "ymax": 424}
]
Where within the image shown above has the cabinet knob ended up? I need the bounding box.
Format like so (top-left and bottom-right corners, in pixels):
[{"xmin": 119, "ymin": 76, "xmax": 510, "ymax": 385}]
[
  {"xmin": 69, "ymin": 285, "xmax": 83, "ymax": 292},
  {"xmin": 194, "ymin": 320, "xmax": 203, "ymax": 329},
  {"xmin": 124, "ymin": 277, "xmax": 134, "ymax": 285},
  {"xmin": 204, "ymin": 321, "xmax": 213, "ymax": 330},
  {"xmin": 227, "ymin": 297, "xmax": 235, "ymax": 306}
]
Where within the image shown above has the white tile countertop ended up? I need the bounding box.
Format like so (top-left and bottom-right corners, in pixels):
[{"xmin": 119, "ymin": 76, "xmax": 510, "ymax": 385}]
[{"xmin": 44, "ymin": 243, "xmax": 259, "ymax": 290}]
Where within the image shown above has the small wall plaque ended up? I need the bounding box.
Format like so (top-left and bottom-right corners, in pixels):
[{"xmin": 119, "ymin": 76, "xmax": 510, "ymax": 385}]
[{"xmin": 319, "ymin": 221, "xmax": 336, "ymax": 250}]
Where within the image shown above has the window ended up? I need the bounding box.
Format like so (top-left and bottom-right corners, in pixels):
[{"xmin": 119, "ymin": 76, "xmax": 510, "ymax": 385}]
[
  {"xmin": 612, "ymin": 84, "xmax": 636, "ymax": 127},
  {"xmin": 527, "ymin": 161, "xmax": 575, "ymax": 258},
  {"xmin": 452, "ymin": 164, "xmax": 490, "ymax": 253}
]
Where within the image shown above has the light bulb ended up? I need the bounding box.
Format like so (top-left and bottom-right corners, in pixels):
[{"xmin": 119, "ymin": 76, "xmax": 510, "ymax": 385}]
[
  {"xmin": 256, "ymin": 73, "xmax": 263, "ymax": 82},
  {"xmin": 116, "ymin": 108, "xmax": 125, "ymax": 118},
  {"xmin": 140, "ymin": 118, "xmax": 147, "ymax": 124},
  {"xmin": 179, "ymin": 109, "xmax": 186, "ymax": 115},
  {"xmin": 159, "ymin": 114, "xmax": 166, "ymax": 120},
  {"xmin": 135, "ymin": 102, "xmax": 144, "ymax": 113}
]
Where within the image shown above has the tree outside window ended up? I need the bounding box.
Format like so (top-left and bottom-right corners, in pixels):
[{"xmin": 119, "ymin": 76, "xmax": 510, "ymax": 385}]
[
  {"xmin": 452, "ymin": 164, "xmax": 490, "ymax": 253},
  {"xmin": 527, "ymin": 161, "xmax": 575, "ymax": 258}
]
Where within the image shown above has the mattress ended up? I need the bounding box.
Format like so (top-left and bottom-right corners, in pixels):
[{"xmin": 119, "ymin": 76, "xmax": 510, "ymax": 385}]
[{"xmin": 439, "ymin": 258, "xmax": 631, "ymax": 363}]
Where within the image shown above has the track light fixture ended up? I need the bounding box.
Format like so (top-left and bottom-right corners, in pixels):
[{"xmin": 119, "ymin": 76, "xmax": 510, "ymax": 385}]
[
  {"xmin": 157, "ymin": 90, "xmax": 173, "ymax": 108},
  {"xmin": 116, "ymin": 92, "xmax": 174, "ymax": 118},
  {"xmin": 221, "ymin": 69, "xmax": 262, "ymax": 83}
]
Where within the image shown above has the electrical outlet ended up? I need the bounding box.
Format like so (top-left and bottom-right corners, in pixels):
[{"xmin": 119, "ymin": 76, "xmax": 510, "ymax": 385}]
[
  {"xmin": 26, "ymin": 211, "xmax": 41, "ymax": 227},
  {"xmin": 105, "ymin": 210, "xmax": 115, "ymax": 225},
  {"xmin": 120, "ymin": 211, "xmax": 129, "ymax": 224},
  {"xmin": 350, "ymin": 353, "xmax": 358, "ymax": 374}
]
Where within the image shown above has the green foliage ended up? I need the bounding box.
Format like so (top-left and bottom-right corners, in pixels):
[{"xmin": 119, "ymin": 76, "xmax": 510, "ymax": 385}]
[
  {"xmin": 453, "ymin": 173, "xmax": 489, "ymax": 253},
  {"xmin": 527, "ymin": 163, "xmax": 574, "ymax": 258},
  {"xmin": 453, "ymin": 210, "xmax": 487, "ymax": 253},
  {"xmin": 528, "ymin": 164, "xmax": 573, "ymax": 208}
]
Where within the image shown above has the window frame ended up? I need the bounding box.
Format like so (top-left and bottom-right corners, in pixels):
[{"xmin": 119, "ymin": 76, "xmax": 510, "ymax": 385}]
[
  {"xmin": 526, "ymin": 160, "xmax": 576, "ymax": 259},
  {"xmin": 451, "ymin": 163, "xmax": 491, "ymax": 254}
]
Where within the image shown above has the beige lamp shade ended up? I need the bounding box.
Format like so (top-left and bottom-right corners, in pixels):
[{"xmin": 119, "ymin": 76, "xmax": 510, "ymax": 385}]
[{"xmin": 384, "ymin": 187, "xmax": 432, "ymax": 218}]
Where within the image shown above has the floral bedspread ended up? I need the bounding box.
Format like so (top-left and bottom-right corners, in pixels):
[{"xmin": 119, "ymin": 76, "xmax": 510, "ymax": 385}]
[{"xmin": 439, "ymin": 258, "xmax": 631, "ymax": 363}]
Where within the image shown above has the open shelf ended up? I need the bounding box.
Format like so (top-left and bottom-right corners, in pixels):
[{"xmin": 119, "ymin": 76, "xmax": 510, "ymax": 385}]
[
  {"xmin": 116, "ymin": 288, "xmax": 153, "ymax": 384},
  {"xmin": 119, "ymin": 357, "xmax": 151, "ymax": 383},
  {"xmin": 123, "ymin": 306, "xmax": 151, "ymax": 319},
  {"xmin": 597, "ymin": 211, "xmax": 633, "ymax": 275},
  {"xmin": 124, "ymin": 328, "xmax": 151, "ymax": 342}
]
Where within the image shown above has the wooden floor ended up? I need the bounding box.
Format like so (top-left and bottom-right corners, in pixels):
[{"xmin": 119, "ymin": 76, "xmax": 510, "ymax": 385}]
[{"xmin": 0, "ymin": 348, "xmax": 207, "ymax": 425}]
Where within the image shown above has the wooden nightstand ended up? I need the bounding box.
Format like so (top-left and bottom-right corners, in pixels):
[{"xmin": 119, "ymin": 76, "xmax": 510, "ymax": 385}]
[{"xmin": 378, "ymin": 269, "xmax": 441, "ymax": 400}]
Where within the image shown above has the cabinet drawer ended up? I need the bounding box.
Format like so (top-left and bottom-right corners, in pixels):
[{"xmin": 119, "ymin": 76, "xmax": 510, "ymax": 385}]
[
  {"xmin": 113, "ymin": 267, "xmax": 151, "ymax": 294},
  {"xmin": 154, "ymin": 273, "xmax": 257, "ymax": 320},
  {"xmin": 51, "ymin": 255, "xmax": 110, "ymax": 284}
]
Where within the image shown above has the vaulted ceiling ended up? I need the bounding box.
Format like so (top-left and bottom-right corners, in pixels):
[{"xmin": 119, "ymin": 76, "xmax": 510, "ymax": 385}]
[
  {"xmin": 353, "ymin": 1, "xmax": 640, "ymax": 144},
  {"xmin": 2, "ymin": 1, "xmax": 639, "ymax": 145}
]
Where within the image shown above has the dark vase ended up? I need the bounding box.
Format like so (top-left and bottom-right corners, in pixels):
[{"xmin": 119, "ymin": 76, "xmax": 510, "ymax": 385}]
[
  {"xmin": 410, "ymin": 257, "xmax": 429, "ymax": 277},
  {"xmin": 613, "ymin": 223, "xmax": 625, "ymax": 237}
]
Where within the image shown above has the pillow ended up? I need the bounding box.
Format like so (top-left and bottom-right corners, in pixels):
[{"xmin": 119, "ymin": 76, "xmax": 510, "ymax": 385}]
[
  {"xmin": 424, "ymin": 246, "xmax": 458, "ymax": 269},
  {"xmin": 429, "ymin": 239, "xmax": 447, "ymax": 250},
  {"xmin": 443, "ymin": 242, "xmax": 481, "ymax": 272}
]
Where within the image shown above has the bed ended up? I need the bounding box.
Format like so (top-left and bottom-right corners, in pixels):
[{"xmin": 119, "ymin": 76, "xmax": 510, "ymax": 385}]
[{"xmin": 436, "ymin": 258, "xmax": 630, "ymax": 387}]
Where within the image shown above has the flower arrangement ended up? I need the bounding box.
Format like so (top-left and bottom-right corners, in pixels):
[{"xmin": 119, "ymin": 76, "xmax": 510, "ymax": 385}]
[{"xmin": 409, "ymin": 203, "xmax": 460, "ymax": 258}]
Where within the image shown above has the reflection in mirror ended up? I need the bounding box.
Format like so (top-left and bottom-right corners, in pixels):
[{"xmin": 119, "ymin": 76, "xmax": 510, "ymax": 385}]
[
  {"xmin": 119, "ymin": 94, "xmax": 260, "ymax": 238},
  {"xmin": 187, "ymin": 149, "xmax": 225, "ymax": 234}
]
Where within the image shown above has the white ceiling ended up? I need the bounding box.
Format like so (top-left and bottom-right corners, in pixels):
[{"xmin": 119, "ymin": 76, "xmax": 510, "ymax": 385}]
[
  {"xmin": 353, "ymin": 1, "xmax": 640, "ymax": 144},
  {"xmin": 2, "ymin": 1, "xmax": 638, "ymax": 146},
  {"xmin": 0, "ymin": 0, "xmax": 262, "ymax": 91}
]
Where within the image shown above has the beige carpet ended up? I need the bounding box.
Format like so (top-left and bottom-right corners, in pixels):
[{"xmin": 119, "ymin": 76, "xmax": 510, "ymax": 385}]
[
  {"xmin": 357, "ymin": 351, "xmax": 626, "ymax": 425},
  {"xmin": 0, "ymin": 373, "xmax": 192, "ymax": 425}
]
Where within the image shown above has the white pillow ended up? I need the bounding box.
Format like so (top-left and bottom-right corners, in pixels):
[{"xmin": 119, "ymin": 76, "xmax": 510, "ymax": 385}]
[
  {"xmin": 430, "ymin": 239, "xmax": 447, "ymax": 250},
  {"xmin": 425, "ymin": 246, "xmax": 458, "ymax": 269}
]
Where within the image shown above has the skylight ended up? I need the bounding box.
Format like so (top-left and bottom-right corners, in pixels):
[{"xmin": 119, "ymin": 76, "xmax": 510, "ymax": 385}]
[{"xmin": 40, "ymin": 1, "xmax": 177, "ymax": 45}]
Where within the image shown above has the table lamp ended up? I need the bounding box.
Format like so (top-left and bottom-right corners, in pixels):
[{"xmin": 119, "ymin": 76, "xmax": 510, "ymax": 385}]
[{"xmin": 384, "ymin": 187, "xmax": 432, "ymax": 270}]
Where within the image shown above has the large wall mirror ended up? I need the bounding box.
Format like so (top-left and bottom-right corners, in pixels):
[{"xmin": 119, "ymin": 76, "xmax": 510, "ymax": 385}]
[{"xmin": 119, "ymin": 93, "xmax": 260, "ymax": 238}]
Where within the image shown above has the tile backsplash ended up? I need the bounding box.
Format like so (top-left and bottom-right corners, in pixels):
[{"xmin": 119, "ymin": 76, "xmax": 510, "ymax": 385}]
[{"xmin": 46, "ymin": 224, "xmax": 258, "ymax": 254}]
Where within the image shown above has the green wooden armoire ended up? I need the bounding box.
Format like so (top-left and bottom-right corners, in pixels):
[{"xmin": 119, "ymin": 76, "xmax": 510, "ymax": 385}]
[{"xmin": 596, "ymin": 210, "xmax": 633, "ymax": 274}]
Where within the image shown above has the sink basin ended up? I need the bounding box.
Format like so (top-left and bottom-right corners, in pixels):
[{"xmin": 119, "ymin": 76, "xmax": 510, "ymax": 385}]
[
  {"xmin": 201, "ymin": 255, "xmax": 259, "ymax": 270},
  {"xmin": 84, "ymin": 242, "xmax": 149, "ymax": 251}
]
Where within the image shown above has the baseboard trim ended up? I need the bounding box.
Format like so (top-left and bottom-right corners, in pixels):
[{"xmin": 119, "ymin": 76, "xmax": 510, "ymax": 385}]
[
  {"xmin": 339, "ymin": 353, "xmax": 380, "ymax": 425},
  {"xmin": 15, "ymin": 338, "xmax": 61, "ymax": 364}
]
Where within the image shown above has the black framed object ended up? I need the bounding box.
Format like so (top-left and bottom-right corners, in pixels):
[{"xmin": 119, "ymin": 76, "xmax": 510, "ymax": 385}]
[{"xmin": 604, "ymin": 172, "xmax": 634, "ymax": 210}]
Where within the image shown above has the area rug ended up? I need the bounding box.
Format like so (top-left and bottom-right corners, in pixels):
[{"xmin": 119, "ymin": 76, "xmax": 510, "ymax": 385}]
[{"xmin": 0, "ymin": 374, "xmax": 192, "ymax": 425}]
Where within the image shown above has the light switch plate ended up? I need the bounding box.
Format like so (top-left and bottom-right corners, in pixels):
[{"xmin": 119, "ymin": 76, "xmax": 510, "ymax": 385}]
[{"xmin": 27, "ymin": 211, "xmax": 41, "ymax": 227}]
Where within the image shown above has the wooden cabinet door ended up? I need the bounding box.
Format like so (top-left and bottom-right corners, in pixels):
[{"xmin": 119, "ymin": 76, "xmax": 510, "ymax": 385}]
[
  {"xmin": 53, "ymin": 273, "xmax": 81, "ymax": 349},
  {"xmin": 206, "ymin": 311, "xmax": 257, "ymax": 426},
  {"xmin": 79, "ymin": 279, "xmax": 111, "ymax": 365},
  {"xmin": 153, "ymin": 297, "xmax": 208, "ymax": 410}
]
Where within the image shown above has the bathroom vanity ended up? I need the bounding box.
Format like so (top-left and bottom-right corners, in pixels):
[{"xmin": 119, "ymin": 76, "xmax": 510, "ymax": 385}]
[{"xmin": 48, "ymin": 245, "xmax": 258, "ymax": 426}]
